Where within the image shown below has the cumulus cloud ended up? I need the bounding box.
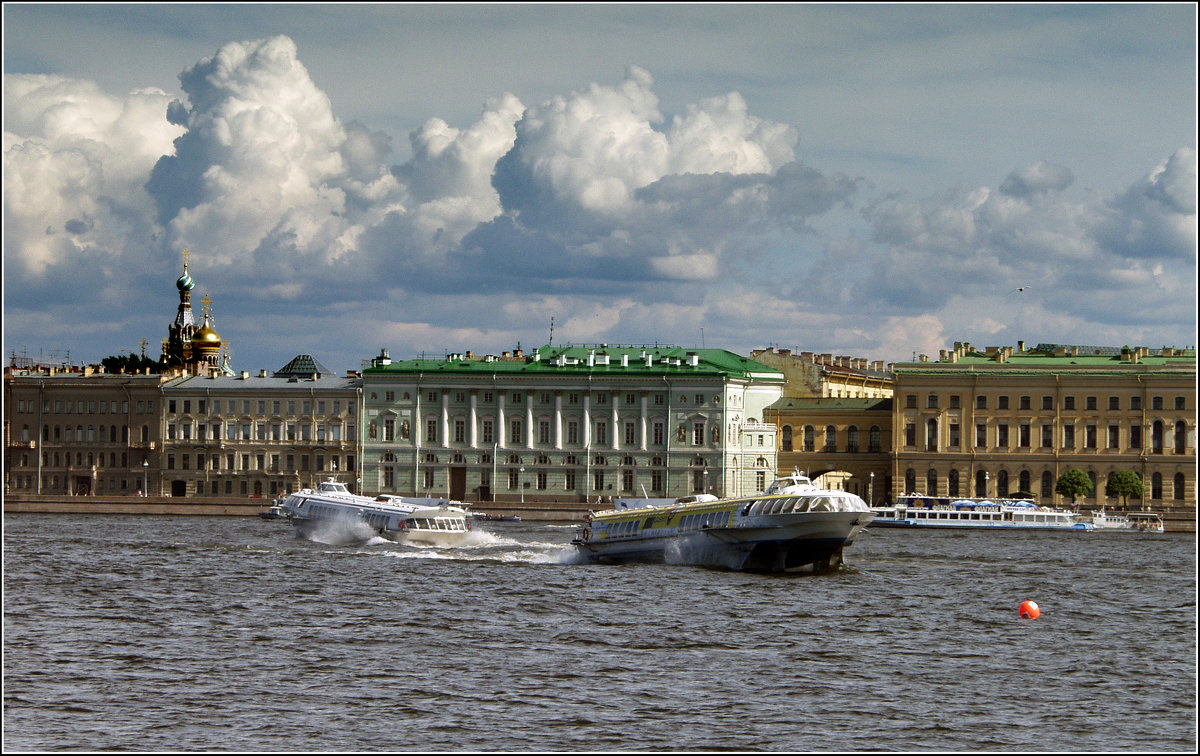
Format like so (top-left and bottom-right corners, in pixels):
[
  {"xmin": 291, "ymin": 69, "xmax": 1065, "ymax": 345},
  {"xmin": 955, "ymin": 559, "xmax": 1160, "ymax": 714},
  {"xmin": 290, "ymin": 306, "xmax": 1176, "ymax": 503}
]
[
  {"xmin": 4, "ymin": 34, "xmax": 1193, "ymax": 372},
  {"xmin": 3, "ymin": 74, "xmax": 183, "ymax": 277}
]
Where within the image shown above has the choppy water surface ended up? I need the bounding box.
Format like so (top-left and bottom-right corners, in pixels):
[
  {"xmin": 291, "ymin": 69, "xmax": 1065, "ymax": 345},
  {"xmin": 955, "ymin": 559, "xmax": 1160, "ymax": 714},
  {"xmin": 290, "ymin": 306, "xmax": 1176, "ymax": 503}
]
[{"xmin": 3, "ymin": 514, "xmax": 1195, "ymax": 751}]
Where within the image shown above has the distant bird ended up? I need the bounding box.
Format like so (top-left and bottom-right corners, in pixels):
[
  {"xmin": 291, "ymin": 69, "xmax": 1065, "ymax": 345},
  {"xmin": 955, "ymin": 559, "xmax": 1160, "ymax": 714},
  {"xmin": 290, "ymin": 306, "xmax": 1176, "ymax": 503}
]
[{"xmin": 1010, "ymin": 287, "xmax": 1029, "ymax": 293}]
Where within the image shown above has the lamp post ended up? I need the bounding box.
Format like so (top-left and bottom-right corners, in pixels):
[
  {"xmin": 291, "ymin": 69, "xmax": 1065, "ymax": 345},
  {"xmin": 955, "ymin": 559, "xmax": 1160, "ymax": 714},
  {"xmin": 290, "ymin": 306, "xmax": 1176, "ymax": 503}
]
[
  {"xmin": 519, "ymin": 466, "xmax": 525, "ymax": 504},
  {"xmin": 985, "ymin": 471, "xmax": 990, "ymax": 499},
  {"xmin": 142, "ymin": 459, "xmax": 149, "ymax": 497},
  {"xmin": 869, "ymin": 471, "xmax": 875, "ymax": 506}
]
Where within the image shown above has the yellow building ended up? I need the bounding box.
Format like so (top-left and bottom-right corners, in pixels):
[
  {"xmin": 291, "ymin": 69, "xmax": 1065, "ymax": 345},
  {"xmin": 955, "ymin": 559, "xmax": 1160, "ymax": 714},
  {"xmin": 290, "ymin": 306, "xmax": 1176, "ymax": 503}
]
[
  {"xmin": 891, "ymin": 341, "xmax": 1196, "ymax": 508},
  {"xmin": 750, "ymin": 348, "xmax": 893, "ymax": 398}
]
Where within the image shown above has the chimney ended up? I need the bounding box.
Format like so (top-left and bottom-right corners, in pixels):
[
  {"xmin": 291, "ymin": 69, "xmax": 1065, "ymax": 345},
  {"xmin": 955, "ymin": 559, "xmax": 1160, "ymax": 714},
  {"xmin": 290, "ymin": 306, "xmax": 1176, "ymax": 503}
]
[
  {"xmin": 800, "ymin": 351, "xmax": 814, "ymax": 363},
  {"xmin": 645, "ymin": 353, "xmax": 653, "ymax": 367},
  {"xmin": 1017, "ymin": 340, "xmax": 1026, "ymax": 353},
  {"xmin": 688, "ymin": 352, "xmax": 699, "ymax": 367},
  {"xmin": 587, "ymin": 350, "xmax": 595, "ymax": 367},
  {"xmin": 240, "ymin": 371, "xmax": 249, "ymax": 379},
  {"xmin": 621, "ymin": 353, "xmax": 629, "ymax": 367},
  {"xmin": 259, "ymin": 369, "xmax": 268, "ymax": 377}
]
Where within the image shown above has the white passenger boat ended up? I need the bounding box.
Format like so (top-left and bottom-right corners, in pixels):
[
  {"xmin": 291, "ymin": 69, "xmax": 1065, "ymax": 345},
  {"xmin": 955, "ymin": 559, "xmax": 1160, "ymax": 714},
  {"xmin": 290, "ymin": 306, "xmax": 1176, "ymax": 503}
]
[
  {"xmin": 1089, "ymin": 507, "xmax": 1165, "ymax": 533},
  {"xmin": 571, "ymin": 472, "xmax": 875, "ymax": 572},
  {"xmin": 280, "ymin": 478, "xmax": 473, "ymax": 546},
  {"xmin": 869, "ymin": 495, "xmax": 1093, "ymax": 531}
]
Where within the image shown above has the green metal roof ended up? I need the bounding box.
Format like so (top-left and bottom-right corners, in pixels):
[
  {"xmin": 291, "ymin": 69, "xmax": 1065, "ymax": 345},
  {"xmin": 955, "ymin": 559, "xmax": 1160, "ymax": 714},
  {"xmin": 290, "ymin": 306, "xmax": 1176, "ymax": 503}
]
[
  {"xmin": 895, "ymin": 345, "xmax": 1196, "ymax": 375},
  {"xmin": 363, "ymin": 344, "xmax": 784, "ymax": 381}
]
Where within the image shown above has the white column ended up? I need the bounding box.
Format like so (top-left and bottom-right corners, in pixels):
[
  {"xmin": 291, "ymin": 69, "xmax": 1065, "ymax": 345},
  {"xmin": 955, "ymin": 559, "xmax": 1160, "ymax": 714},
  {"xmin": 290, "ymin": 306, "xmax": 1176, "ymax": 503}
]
[
  {"xmin": 526, "ymin": 391, "xmax": 535, "ymax": 449},
  {"xmin": 469, "ymin": 391, "xmax": 478, "ymax": 448},
  {"xmin": 497, "ymin": 392, "xmax": 506, "ymax": 449},
  {"xmin": 640, "ymin": 392, "xmax": 649, "ymax": 451},
  {"xmin": 612, "ymin": 392, "xmax": 620, "ymax": 451},
  {"xmin": 440, "ymin": 392, "xmax": 450, "ymax": 447},
  {"xmin": 583, "ymin": 394, "xmax": 591, "ymax": 448},
  {"xmin": 554, "ymin": 392, "xmax": 563, "ymax": 450}
]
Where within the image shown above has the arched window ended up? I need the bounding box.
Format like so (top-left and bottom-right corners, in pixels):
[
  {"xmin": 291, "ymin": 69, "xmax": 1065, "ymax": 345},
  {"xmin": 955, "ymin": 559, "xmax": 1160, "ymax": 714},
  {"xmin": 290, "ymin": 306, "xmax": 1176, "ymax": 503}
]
[
  {"xmin": 926, "ymin": 469, "xmax": 938, "ymax": 496},
  {"xmin": 1041, "ymin": 471, "xmax": 1054, "ymax": 500},
  {"xmin": 804, "ymin": 426, "xmax": 815, "ymax": 452},
  {"xmin": 847, "ymin": 425, "xmax": 859, "ymax": 452},
  {"xmin": 869, "ymin": 425, "xmax": 882, "ymax": 453},
  {"xmin": 1174, "ymin": 472, "xmax": 1185, "ymax": 500},
  {"xmin": 781, "ymin": 425, "xmax": 793, "ymax": 452},
  {"xmin": 926, "ymin": 419, "xmax": 938, "ymax": 451},
  {"xmin": 1151, "ymin": 472, "xmax": 1163, "ymax": 500},
  {"xmin": 1019, "ymin": 470, "xmax": 1031, "ymax": 495},
  {"xmin": 976, "ymin": 470, "xmax": 987, "ymax": 497},
  {"xmin": 824, "ymin": 425, "xmax": 837, "ymax": 453},
  {"xmin": 1175, "ymin": 421, "xmax": 1187, "ymax": 454},
  {"xmin": 905, "ymin": 468, "xmax": 916, "ymax": 493},
  {"xmin": 948, "ymin": 469, "xmax": 959, "ymax": 497},
  {"xmin": 1152, "ymin": 421, "xmax": 1164, "ymax": 453},
  {"xmin": 1087, "ymin": 471, "xmax": 1097, "ymax": 498}
]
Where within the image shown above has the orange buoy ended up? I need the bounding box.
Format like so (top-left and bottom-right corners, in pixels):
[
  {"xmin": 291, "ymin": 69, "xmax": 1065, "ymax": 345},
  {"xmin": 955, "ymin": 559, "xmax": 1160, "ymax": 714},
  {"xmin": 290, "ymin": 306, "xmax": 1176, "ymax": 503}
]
[{"xmin": 1019, "ymin": 600, "xmax": 1041, "ymax": 619}]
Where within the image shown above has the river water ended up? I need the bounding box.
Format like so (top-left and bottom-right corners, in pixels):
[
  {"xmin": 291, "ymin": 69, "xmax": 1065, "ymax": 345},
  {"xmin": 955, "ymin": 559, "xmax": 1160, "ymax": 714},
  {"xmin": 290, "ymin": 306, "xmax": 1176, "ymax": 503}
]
[{"xmin": 3, "ymin": 513, "xmax": 1195, "ymax": 752}]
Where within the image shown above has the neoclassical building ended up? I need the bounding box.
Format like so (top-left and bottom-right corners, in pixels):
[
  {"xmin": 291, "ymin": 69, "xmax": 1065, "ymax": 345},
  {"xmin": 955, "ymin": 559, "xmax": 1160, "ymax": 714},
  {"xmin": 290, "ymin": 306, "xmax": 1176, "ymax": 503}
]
[
  {"xmin": 359, "ymin": 345, "xmax": 785, "ymax": 503},
  {"xmin": 891, "ymin": 341, "xmax": 1196, "ymax": 507}
]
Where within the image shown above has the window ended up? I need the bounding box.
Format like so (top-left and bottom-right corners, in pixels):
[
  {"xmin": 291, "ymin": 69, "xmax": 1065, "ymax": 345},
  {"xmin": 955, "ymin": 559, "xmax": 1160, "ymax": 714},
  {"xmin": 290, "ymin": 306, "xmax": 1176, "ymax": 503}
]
[
  {"xmin": 539, "ymin": 420, "xmax": 551, "ymax": 445},
  {"xmin": 511, "ymin": 419, "xmax": 523, "ymax": 443},
  {"xmin": 1176, "ymin": 396, "xmax": 1187, "ymax": 411},
  {"xmin": 927, "ymin": 395, "xmax": 938, "ymax": 409},
  {"xmin": 426, "ymin": 419, "xmax": 438, "ymax": 443},
  {"xmin": 1085, "ymin": 425, "xmax": 1096, "ymax": 449},
  {"xmin": 782, "ymin": 426, "xmax": 793, "ymax": 452},
  {"xmin": 624, "ymin": 422, "xmax": 636, "ymax": 445},
  {"xmin": 1086, "ymin": 396, "xmax": 1097, "ymax": 411},
  {"xmin": 997, "ymin": 424, "xmax": 1008, "ymax": 448},
  {"xmin": 949, "ymin": 423, "xmax": 960, "ymax": 448},
  {"xmin": 1019, "ymin": 424, "xmax": 1030, "ymax": 448},
  {"xmin": 1042, "ymin": 396, "xmax": 1053, "ymax": 411},
  {"xmin": 804, "ymin": 426, "xmax": 815, "ymax": 452},
  {"xmin": 1152, "ymin": 396, "xmax": 1163, "ymax": 410},
  {"xmin": 949, "ymin": 395, "xmax": 960, "ymax": 410},
  {"xmin": 595, "ymin": 421, "xmax": 607, "ymax": 445},
  {"xmin": 847, "ymin": 426, "xmax": 859, "ymax": 453},
  {"xmin": 1064, "ymin": 396, "xmax": 1076, "ymax": 411},
  {"xmin": 998, "ymin": 396, "xmax": 1009, "ymax": 410},
  {"xmin": 1108, "ymin": 425, "xmax": 1119, "ymax": 449},
  {"xmin": 925, "ymin": 419, "xmax": 937, "ymax": 451},
  {"xmin": 948, "ymin": 469, "xmax": 960, "ymax": 497},
  {"xmin": 454, "ymin": 420, "xmax": 466, "ymax": 444},
  {"xmin": 869, "ymin": 426, "xmax": 882, "ymax": 453},
  {"xmin": 1042, "ymin": 471, "xmax": 1054, "ymax": 500},
  {"xmin": 1020, "ymin": 396, "xmax": 1031, "ymax": 410},
  {"xmin": 1175, "ymin": 421, "xmax": 1187, "ymax": 454},
  {"xmin": 692, "ymin": 422, "xmax": 704, "ymax": 446},
  {"xmin": 482, "ymin": 420, "xmax": 494, "ymax": 444},
  {"xmin": 906, "ymin": 395, "xmax": 917, "ymax": 409},
  {"xmin": 824, "ymin": 426, "xmax": 837, "ymax": 452},
  {"xmin": 1108, "ymin": 396, "xmax": 1120, "ymax": 411},
  {"xmin": 568, "ymin": 421, "xmax": 580, "ymax": 445},
  {"xmin": 1130, "ymin": 396, "xmax": 1142, "ymax": 411},
  {"xmin": 1130, "ymin": 425, "xmax": 1142, "ymax": 449},
  {"xmin": 1042, "ymin": 424, "xmax": 1053, "ymax": 448},
  {"xmin": 976, "ymin": 395, "xmax": 987, "ymax": 409},
  {"xmin": 1151, "ymin": 472, "xmax": 1163, "ymax": 500},
  {"xmin": 976, "ymin": 424, "xmax": 986, "ymax": 448},
  {"xmin": 1063, "ymin": 424, "xmax": 1075, "ymax": 449},
  {"xmin": 652, "ymin": 422, "xmax": 663, "ymax": 446},
  {"xmin": 1175, "ymin": 472, "xmax": 1185, "ymax": 501}
]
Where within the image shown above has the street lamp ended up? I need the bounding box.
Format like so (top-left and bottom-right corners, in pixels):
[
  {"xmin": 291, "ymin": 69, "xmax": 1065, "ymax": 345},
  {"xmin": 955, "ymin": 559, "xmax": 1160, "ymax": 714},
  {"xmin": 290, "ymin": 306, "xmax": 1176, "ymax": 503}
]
[
  {"xmin": 519, "ymin": 466, "xmax": 525, "ymax": 504},
  {"xmin": 869, "ymin": 471, "xmax": 875, "ymax": 506},
  {"xmin": 985, "ymin": 471, "xmax": 990, "ymax": 499},
  {"xmin": 142, "ymin": 459, "xmax": 149, "ymax": 497}
]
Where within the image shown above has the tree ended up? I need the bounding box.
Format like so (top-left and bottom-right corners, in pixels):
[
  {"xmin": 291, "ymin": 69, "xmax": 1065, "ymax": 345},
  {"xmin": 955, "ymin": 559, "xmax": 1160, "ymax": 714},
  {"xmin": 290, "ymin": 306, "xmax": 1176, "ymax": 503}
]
[
  {"xmin": 1105, "ymin": 470, "xmax": 1145, "ymax": 507},
  {"xmin": 1055, "ymin": 468, "xmax": 1093, "ymax": 506},
  {"xmin": 100, "ymin": 352, "xmax": 164, "ymax": 375}
]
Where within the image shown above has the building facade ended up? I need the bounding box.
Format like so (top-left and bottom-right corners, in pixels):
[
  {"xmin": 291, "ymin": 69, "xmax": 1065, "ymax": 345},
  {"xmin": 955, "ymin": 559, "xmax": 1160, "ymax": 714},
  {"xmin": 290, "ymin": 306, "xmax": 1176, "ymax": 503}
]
[
  {"xmin": 4, "ymin": 366, "xmax": 166, "ymax": 496},
  {"xmin": 750, "ymin": 347, "xmax": 893, "ymax": 398},
  {"xmin": 891, "ymin": 341, "xmax": 1196, "ymax": 507},
  {"xmin": 360, "ymin": 345, "xmax": 784, "ymax": 503},
  {"xmin": 764, "ymin": 397, "xmax": 893, "ymax": 505},
  {"xmin": 158, "ymin": 357, "xmax": 362, "ymax": 498}
]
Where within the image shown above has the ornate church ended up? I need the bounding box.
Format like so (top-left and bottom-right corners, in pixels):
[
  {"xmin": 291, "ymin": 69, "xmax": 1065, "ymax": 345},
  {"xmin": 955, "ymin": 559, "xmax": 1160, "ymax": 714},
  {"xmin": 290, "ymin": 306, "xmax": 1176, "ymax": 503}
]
[{"xmin": 161, "ymin": 250, "xmax": 234, "ymax": 377}]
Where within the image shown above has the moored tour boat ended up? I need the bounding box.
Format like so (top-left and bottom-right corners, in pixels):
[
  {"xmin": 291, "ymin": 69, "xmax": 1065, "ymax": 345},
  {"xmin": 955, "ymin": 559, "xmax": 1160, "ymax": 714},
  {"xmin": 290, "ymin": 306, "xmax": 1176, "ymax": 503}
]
[
  {"xmin": 571, "ymin": 471, "xmax": 874, "ymax": 572},
  {"xmin": 1089, "ymin": 507, "xmax": 1165, "ymax": 533},
  {"xmin": 280, "ymin": 478, "xmax": 473, "ymax": 546},
  {"xmin": 869, "ymin": 495, "xmax": 1093, "ymax": 531}
]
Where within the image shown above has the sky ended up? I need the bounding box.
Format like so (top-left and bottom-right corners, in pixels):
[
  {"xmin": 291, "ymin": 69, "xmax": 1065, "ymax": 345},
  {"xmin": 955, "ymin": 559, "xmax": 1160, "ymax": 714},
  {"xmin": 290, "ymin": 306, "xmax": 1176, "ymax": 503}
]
[{"xmin": 3, "ymin": 3, "xmax": 1196, "ymax": 376}]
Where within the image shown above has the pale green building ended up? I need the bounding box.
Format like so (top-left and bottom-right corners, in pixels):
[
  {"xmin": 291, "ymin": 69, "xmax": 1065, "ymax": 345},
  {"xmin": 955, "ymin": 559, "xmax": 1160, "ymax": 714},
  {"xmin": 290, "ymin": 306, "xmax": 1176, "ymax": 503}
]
[{"xmin": 360, "ymin": 345, "xmax": 784, "ymax": 503}]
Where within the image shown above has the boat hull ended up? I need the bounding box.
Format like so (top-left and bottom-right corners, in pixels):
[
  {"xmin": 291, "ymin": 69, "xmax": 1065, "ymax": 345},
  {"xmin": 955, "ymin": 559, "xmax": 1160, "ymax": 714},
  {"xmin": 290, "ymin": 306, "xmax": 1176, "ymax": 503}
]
[
  {"xmin": 867, "ymin": 517, "xmax": 1092, "ymax": 531},
  {"xmin": 573, "ymin": 511, "xmax": 873, "ymax": 572},
  {"xmin": 289, "ymin": 515, "xmax": 472, "ymax": 547}
]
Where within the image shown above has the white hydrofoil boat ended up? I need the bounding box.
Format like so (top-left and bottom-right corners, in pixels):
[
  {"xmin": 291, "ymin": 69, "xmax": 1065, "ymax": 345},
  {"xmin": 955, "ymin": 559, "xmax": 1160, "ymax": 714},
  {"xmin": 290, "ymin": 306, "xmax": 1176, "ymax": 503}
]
[
  {"xmin": 571, "ymin": 472, "xmax": 874, "ymax": 572},
  {"xmin": 281, "ymin": 478, "xmax": 473, "ymax": 546}
]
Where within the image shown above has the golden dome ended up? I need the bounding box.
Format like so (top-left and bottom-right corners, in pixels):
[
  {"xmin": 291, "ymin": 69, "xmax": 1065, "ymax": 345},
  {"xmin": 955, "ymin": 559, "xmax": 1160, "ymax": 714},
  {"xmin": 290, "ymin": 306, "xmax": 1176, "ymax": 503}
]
[{"xmin": 192, "ymin": 317, "xmax": 221, "ymax": 345}]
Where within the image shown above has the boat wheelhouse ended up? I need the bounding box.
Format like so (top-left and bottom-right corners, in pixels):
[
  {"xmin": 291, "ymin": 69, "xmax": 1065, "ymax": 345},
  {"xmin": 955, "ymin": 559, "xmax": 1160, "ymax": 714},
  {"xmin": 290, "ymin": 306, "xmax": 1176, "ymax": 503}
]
[
  {"xmin": 869, "ymin": 495, "xmax": 1092, "ymax": 531},
  {"xmin": 572, "ymin": 472, "xmax": 874, "ymax": 572},
  {"xmin": 281, "ymin": 478, "xmax": 473, "ymax": 546},
  {"xmin": 1090, "ymin": 507, "xmax": 1165, "ymax": 533}
]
